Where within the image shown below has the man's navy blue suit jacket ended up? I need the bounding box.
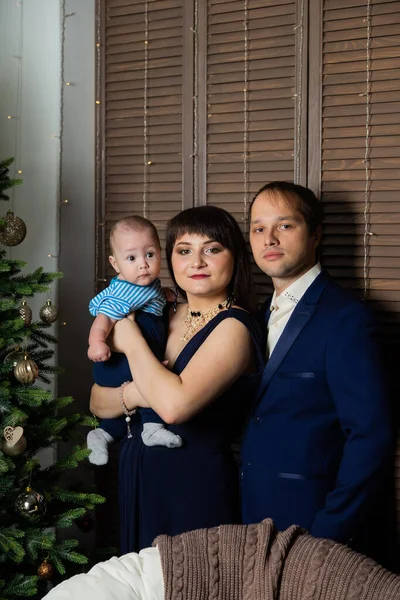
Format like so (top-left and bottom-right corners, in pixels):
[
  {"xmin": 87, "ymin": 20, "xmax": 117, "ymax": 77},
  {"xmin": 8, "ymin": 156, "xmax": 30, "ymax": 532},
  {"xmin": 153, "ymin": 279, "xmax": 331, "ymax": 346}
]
[{"xmin": 241, "ymin": 270, "xmax": 393, "ymax": 549}]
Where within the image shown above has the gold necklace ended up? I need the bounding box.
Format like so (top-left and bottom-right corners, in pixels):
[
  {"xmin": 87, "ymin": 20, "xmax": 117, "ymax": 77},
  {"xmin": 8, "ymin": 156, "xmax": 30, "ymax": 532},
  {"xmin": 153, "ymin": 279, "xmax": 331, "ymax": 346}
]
[{"xmin": 181, "ymin": 298, "xmax": 229, "ymax": 342}]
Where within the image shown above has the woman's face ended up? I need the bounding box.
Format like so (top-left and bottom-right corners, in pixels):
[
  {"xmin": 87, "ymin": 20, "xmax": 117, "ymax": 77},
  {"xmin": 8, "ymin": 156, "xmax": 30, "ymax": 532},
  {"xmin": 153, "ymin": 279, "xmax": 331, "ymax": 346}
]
[{"xmin": 171, "ymin": 233, "xmax": 234, "ymax": 299}]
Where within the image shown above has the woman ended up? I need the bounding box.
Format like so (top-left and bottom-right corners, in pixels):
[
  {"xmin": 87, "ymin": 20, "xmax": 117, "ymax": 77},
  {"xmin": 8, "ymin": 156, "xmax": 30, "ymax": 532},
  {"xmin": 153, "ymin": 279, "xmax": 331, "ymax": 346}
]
[{"xmin": 90, "ymin": 206, "xmax": 265, "ymax": 553}]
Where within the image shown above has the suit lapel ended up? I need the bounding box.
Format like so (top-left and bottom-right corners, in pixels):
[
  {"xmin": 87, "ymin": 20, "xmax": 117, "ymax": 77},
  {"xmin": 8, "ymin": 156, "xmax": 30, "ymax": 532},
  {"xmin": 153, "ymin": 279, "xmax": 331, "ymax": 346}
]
[{"xmin": 254, "ymin": 271, "xmax": 331, "ymax": 404}]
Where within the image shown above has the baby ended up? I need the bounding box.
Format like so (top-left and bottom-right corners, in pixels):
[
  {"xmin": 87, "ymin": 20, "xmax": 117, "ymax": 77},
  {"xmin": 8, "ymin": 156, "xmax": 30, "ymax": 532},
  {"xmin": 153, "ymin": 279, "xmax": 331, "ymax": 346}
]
[{"xmin": 87, "ymin": 215, "xmax": 182, "ymax": 465}]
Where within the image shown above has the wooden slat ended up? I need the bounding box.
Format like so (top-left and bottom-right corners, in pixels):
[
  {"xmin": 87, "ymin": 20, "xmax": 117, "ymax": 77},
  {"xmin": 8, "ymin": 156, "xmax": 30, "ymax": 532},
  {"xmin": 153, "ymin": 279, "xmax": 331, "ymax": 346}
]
[
  {"xmin": 102, "ymin": 0, "xmax": 184, "ymax": 294},
  {"xmin": 324, "ymin": 1, "xmax": 400, "ymax": 21},
  {"xmin": 320, "ymin": 0, "xmax": 400, "ymax": 442},
  {"xmin": 206, "ymin": 2, "xmax": 295, "ymax": 309}
]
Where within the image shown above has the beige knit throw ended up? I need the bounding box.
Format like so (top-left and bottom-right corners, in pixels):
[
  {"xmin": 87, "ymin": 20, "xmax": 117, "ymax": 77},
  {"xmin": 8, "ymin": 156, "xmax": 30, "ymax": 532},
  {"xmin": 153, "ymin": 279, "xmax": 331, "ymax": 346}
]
[{"xmin": 154, "ymin": 519, "xmax": 400, "ymax": 600}]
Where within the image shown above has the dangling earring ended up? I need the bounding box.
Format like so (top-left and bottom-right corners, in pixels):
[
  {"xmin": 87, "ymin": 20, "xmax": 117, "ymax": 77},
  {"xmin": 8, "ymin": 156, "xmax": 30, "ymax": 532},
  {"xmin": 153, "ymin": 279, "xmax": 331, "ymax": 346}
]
[
  {"xmin": 173, "ymin": 286, "xmax": 179, "ymax": 313},
  {"xmin": 226, "ymin": 288, "xmax": 235, "ymax": 309}
]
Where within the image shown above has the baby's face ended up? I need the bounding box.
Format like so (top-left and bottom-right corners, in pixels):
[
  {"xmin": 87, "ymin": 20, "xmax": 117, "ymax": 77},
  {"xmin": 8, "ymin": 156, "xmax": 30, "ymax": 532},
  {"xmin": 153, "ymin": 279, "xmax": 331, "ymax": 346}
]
[{"xmin": 109, "ymin": 227, "xmax": 161, "ymax": 286}]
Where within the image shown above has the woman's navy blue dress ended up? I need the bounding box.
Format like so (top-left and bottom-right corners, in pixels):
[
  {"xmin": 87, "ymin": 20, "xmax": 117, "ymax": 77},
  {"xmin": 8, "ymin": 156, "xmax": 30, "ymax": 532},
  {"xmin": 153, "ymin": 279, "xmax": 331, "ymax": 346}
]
[{"xmin": 118, "ymin": 308, "xmax": 265, "ymax": 553}]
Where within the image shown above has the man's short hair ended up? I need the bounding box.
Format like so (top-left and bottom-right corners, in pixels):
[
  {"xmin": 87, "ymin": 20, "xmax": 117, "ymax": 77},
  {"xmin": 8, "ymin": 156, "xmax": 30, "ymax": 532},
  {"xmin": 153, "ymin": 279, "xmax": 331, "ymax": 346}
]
[{"xmin": 250, "ymin": 181, "xmax": 323, "ymax": 234}]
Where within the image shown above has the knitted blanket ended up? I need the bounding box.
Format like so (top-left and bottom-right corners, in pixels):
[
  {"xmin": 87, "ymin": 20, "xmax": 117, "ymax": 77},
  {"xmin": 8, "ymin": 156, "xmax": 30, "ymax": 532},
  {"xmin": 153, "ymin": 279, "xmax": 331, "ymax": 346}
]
[{"xmin": 154, "ymin": 519, "xmax": 400, "ymax": 600}]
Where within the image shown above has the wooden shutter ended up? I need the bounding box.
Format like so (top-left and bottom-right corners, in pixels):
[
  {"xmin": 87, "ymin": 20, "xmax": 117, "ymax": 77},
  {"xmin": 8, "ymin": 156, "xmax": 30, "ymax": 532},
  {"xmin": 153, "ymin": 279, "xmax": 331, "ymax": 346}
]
[
  {"xmin": 319, "ymin": 0, "xmax": 400, "ymax": 542},
  {"xmin": 98, "ymin": 0, "xmax": 185, "ymax": 286},
  {"xmin": 320, "ymin": 0, "xmax": 400, "ymax": 337},
  {"xmin": 204, "ymin": 0, "xmax": 297, "ymax": 301}
]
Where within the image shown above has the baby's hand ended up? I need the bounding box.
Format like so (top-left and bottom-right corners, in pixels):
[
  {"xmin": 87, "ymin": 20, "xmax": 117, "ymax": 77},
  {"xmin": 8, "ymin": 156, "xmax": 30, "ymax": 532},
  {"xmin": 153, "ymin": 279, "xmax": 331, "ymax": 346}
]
[{"xmin": 88, "ymin": 341, "xmax": 111, "ymax": 362}]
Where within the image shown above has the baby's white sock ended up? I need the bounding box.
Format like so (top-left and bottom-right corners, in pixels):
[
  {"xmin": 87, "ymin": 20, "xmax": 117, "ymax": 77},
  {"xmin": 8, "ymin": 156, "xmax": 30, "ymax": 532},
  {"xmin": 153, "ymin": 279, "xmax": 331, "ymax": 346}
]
[
  {"xmin": 87, "ymin": 429, "xmax": 114, "ymax": 465},
  {"xmin": 141, "ymin": 423, "xmax": 183, "ymax": 448}
]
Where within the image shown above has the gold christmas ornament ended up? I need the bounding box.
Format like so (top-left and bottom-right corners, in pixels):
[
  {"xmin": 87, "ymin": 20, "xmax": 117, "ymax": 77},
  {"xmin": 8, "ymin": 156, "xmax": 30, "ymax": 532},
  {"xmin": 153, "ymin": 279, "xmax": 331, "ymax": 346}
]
[
  {"xmin": 37, "ymin": 559, "xmax": 56, "ymax": 581},
  {"xmin": 3, "ymin": 425, "xmax": 24, "ymax": 444},
  {"xmin": 14, "ymin": 353, "xmax": 39, "ymax": 384},
  {"xmin": 1, "ymin": 426, "xmax": 27, "ymax": 456},
  {"xmin": 4, "ymin": 347, "xmax": 25, "ymax": 368},
  {"xmin": 15, "ymin": 487, "xmax": 46, "ymax": 520},
  {"xmin": 1, "ymin": 427, "xmax": 26, "ymax": 456},
  {"xmin": 19, "ymin": 300, "xmax": 32, "ymax": 326},
  {"xmin": 0, "ymin": 210, "xmax": 27, "ymax": 246},
  {"xmin": 40, "ymin": 299, "xmax": 58, "ymax": 323}
]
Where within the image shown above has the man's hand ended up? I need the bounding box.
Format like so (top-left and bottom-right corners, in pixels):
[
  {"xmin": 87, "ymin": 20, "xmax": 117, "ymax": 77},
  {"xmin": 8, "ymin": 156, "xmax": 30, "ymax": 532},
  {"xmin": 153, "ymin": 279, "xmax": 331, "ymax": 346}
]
[{"xmin": 88, "ymin": 341, "xmax": 111, "ymax": 362}]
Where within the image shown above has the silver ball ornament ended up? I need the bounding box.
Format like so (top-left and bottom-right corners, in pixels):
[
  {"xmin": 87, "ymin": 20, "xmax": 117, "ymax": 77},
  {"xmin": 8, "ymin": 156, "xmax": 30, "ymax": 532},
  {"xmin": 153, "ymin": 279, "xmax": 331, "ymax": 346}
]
[{"xmin": 15, "ymin": 488, "xmax": 46, "ymax": 520}]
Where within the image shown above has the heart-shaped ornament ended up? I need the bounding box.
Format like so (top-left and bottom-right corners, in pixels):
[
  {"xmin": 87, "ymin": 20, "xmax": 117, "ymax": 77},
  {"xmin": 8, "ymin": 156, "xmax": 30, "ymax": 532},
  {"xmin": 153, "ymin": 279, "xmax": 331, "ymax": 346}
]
[{"xmin": 3, "ymin": 426, "xmax": 24, "ymax": 446}]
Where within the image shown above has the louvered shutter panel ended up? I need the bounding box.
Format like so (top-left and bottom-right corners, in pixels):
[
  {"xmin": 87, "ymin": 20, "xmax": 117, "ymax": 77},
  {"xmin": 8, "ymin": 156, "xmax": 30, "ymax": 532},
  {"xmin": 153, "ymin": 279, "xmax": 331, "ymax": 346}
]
[
  {"xmin": 205, "ymin": 0, "xmax": 297, "ymax": 302},
  {"xmin": 320, "ymin": 0, "xmax": 400, "ymax": 331},
  {"xmin": 103, "ymin": 0, "xmax": 184, "ymax": 284},
  {"xmin": 320, "ymin": 0, "xmax": 400, "ymax": 542}
]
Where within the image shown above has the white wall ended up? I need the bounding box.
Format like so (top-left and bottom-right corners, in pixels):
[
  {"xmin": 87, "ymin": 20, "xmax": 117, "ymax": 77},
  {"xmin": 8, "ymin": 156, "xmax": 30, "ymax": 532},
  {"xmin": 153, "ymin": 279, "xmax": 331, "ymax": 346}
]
[
  {"xmin": 0, "ymin": 0, "xmax": 96, "ymax": 547},
  {"xmin": 0, "ymin": 0, "xmax": 61, "ymax": 320}
]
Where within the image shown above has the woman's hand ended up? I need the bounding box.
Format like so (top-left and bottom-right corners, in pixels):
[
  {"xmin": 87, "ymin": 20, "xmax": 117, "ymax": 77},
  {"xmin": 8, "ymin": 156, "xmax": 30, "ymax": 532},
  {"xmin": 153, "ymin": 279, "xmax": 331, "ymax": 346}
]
[{"xmin": 108, "ymin": 316, "xmax": 142, "ymax": 354}]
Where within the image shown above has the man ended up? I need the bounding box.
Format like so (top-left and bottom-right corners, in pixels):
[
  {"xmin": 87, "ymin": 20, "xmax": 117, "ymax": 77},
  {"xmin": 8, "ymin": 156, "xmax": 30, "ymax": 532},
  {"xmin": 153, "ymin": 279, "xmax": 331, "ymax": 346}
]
[{"xmin": 241, "ymin": 181, "xmax": 393, "ymax": 560}]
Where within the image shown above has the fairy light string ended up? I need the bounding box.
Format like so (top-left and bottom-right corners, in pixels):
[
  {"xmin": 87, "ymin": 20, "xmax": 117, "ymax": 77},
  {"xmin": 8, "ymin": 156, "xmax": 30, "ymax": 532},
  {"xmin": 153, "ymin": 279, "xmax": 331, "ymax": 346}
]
[
  {"xmin": 143, "ymin": 0, "xmax": 149, "ymax": 218},
  {"xmin": 243, "ymin": 0, "xmax": 249, "ymax": 223},
  {"xmin": 95, "ymin": 1, "xmax": 104, "ymax": 289},
  {"xmin": 362, "ymin": 0, "xmax": 373, "ymax": 300},
  {"xmin": 9, "ymin": 0, "xmax": 24, "ymax": 212},
  {"xmin": 294, "ymin": 0, "xmax": 305, "ymax": 184},
  {"xmin": 192, "ymin": 0, "xmax": 199, "ymax": 207},
  {"xmin": 55, "ymin": 0, "xmax": 67, "ymax": 262}
]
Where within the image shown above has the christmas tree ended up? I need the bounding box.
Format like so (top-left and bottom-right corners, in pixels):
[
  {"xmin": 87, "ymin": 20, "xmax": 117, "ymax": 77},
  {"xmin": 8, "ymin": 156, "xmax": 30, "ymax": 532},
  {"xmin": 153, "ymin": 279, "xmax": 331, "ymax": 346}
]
[{"xmin": 0, "ymin": 157, "xmax": 104, "ymax": 599}]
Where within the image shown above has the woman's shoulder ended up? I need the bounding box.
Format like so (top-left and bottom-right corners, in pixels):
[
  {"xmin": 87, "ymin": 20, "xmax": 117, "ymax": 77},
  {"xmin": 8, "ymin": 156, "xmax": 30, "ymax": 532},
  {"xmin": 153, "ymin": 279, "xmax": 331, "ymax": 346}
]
[
  {"xmin": 219, "ymin": 306, "xmax": 263, "ymax": 331},
  {"xmin": 216, "ymin": 308, "xmax": 266, "ymax": 361}
]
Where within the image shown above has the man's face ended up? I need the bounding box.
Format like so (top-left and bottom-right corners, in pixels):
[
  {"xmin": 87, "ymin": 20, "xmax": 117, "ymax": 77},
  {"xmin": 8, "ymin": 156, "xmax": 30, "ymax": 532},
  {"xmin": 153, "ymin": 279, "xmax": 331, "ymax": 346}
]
[{"xmin": 249, "ymin": 190, "xmax": 320, "ymax": 292}]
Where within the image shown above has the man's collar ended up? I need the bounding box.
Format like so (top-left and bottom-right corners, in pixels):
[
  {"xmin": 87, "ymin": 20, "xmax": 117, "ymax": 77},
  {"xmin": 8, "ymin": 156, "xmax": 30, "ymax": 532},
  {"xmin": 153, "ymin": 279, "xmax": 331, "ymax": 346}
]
[{"xmin": 270, "ymin": 263, "xmax": 322, "ymax": 311}]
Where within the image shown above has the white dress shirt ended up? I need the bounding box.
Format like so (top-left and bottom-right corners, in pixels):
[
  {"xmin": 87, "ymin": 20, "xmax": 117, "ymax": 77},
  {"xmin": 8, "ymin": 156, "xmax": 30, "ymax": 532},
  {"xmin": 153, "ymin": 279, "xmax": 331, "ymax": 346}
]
[{"xmin": 267, "ymin": 263, "xmax": 322, "ymax": 357}]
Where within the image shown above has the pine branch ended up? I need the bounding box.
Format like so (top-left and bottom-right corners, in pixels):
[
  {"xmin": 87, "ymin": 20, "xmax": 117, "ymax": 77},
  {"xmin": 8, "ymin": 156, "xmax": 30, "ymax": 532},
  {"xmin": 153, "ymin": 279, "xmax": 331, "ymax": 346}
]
[
  {"xmin": 54, "ymin": 508, "xmax": 86, "ymax": 529},
  {"xmin": 0, "ymin": 227, "xmax": 105, "ymax": 595},
  {"xmin": 51, "ymin": 487, "xmax": 105, "ymax": 510},
  {"xmin": 53, "ymin": 446, "xmax": 92, "ymax": 471},
  {"xmin": 1, "ymin": 574, "xmax": 38, "ymax": 598},
  {"xmin": 0, "ymin": 528, "xmax": 25, "ymax": 563},
  {"xmin": 24, "ymin": 529, "xmax": 55, "ymax": 562}
]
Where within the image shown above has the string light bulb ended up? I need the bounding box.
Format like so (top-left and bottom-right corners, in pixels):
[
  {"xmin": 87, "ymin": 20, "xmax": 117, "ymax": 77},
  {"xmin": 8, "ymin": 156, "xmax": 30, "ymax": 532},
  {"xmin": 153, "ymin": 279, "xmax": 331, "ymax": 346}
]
[
  {"xmin": 95, "ymin": 100, "xmax": 101, "ymax": 105},
  {"xmin": 142, "ymin": 0, "xmax": 149, "ymax": 218},
  {"xmin": 362, "ymin": 0, "xmax": 372, "ymax": 300},
  {"xmin": 243, "ymin": 0, "xmax": 249, "ymax": 223}
]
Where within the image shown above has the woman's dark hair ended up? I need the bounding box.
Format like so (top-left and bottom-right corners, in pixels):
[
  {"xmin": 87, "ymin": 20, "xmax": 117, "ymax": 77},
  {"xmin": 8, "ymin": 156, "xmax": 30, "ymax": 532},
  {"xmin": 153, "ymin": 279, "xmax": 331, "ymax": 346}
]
[
  {"xmin": 166, "ymin": 206, "xmax": 257, "ymax": 313},
  {"xmin": 250, "ymin": 181, "xmax": 323, "ymax": 234}
]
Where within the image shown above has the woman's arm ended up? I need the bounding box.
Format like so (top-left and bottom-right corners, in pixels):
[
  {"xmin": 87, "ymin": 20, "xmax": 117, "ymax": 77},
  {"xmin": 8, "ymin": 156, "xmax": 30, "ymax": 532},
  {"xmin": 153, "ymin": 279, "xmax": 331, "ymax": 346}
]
[
  {"xmin": 112, "ymin": 316, "xmax": 253, "ymax": 424},
  {"xmin": 90, "ymin": 382, "xmax": 149, "ymax": 419}
]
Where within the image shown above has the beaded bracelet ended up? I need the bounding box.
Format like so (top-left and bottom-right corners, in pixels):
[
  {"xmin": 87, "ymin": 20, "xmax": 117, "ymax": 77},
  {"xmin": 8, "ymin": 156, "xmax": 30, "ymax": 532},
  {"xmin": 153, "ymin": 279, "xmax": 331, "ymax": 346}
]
[{"xmin": 120, "ymin": 381, "xmax": 136, "ymax": 439}]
